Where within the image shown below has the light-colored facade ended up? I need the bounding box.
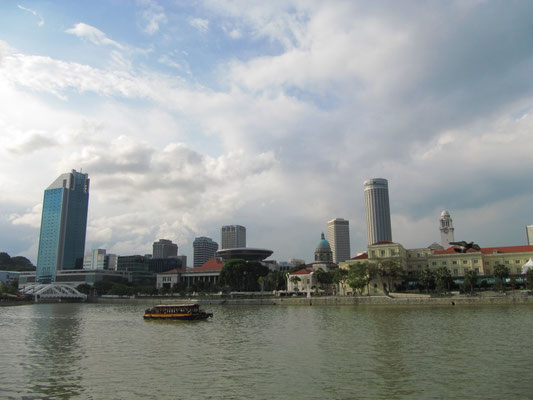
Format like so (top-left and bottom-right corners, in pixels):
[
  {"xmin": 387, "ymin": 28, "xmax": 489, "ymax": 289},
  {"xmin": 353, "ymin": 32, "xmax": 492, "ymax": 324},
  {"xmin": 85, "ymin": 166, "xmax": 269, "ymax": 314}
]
[
  {"xmin": 83, "ymin": 249, "xmax": 106, "ymax": 270},
  {"xmin": 152, "ymin": 239, "xmax": 178, "ymax": 259},
  {"xmin": 527, "ymin": 225, "xmax": 533, "ymax": 245},
  {"xmin": 221, "ymin": 225, "xmax": 246, "ymax": 249},
  {"xmin": 328, "ymin": 218, "xmax": 351, "ymax": 263},
  {"xmin": 193, "ymin": 237, "xmax": 219, "ymax": 268},
  {"xmin": 364, "ymin": 178, "xmax": 392, "ymax": 245},
  {"xmin": 342, "ymin": 242, "xmax": 533, "ymax": 279},
  {"xmin": 287, "ymin": 269, "xmax": 315, "ymax": 293},
  {"xmin": 439, "ymin": 210, "xmax": 455, "ymax": 248},
  {"xmin": 156, "ymin": 258, "xmax": 223, "ymax": 289}
]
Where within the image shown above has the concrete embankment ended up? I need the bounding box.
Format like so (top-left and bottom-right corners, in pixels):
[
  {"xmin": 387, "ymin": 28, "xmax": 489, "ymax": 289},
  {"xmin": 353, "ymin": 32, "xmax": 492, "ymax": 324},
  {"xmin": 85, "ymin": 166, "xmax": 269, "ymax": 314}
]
[{"xmin": 93, "ymin": 293, "xmax": 533, "ymax": 306}]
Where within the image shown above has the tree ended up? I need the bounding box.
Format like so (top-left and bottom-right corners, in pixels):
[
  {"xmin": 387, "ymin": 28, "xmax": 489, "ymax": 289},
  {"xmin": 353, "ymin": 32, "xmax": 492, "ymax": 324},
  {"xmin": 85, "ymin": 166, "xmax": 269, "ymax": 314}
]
[
  {"xmin": 419, "ymin": 267, "xmax": 435, "ymax": 294},
  {"xmin": 346, "ymin": 264, "xmax": 369, "ymax": 296},
  {"xmin": 92, "ymin": 280, "xmax": 114, "ymax": 296},
  {"xmin": 219, "ymin": 259, "xmax": 270, "ymax": 291},
  {"xmin": 332, "ymin": 268, "xmax": 348, "ymax": 296},
  {"xmin": 76, "ymin": 283, "xmax": 92, "ymax": 295},
  {"xmin": 463, "ymin": 269, "xmax": 478, "ymax": 295},
  {"xmin": 315, "ymin": 269, "xmax": 333, "ymax": 293},
  {"xmin": 109, "ymin": 283, "xmax": 134, "ymax": 296},
  {"xmin": 493, "ymin": 264, "xmax": 510, "ymax": 292},
  {"xmin": 526, "ymin": 269, "xmax": 533, "ymax": 290},
  {"xmin": 0, "ymin": 252, "xmax": 36, "ymax": 272},
  {"xmin": 434, "ymin": 267, "xmax": 452, "ymax": 294},
  {"xmin": 376, "ymin": 259, "xmax": 404, "ymax": 293}
]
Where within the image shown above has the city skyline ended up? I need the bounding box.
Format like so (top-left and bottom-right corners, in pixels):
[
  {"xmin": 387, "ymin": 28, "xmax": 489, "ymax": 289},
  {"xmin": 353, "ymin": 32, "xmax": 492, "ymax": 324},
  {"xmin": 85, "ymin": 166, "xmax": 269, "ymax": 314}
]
[{"xmin": 2, "ymin": 1, "xmax": 533, "ymax": 263}]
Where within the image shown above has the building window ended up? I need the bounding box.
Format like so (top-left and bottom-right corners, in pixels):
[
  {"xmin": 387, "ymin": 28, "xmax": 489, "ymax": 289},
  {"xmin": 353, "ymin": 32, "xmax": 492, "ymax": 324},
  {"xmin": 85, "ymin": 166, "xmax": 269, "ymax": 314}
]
[
  {"xmin": 371, "ymin": 250, "xmax": 375, "ymax": 257},
  {"xmin": 452, "ymin": 261, "xmax": 457, "ymax": 265},
  {"xmin": 432, "ymin": 262, "xmax": 436, "ymax": 266},
  {"xmin": 515, "ymin": 260, "xmax": 520, "ymax": 264},
  {"xmin": 463, "ymin": 260, "xmax": 468, "ymax": 264},
  {"xmin": 380, "ymin": 250, "xmax": 385, "ymax": 256},
  {"xmin": 485, "ymin": 261, "xmax": 490, "ymax": 266},
  {"xmin": 505, "ymin": 260, "xmax": 509, "ymax": 264},
  {"xmin": 474, "ymin": 259, "xmax": 479, "ymax": 264},
  {"xmin": 442, "ymin": 261, "xmax": 447, "ymax": 266},
  {"xmin": 417, "ymin": 253, "xmax": 421, "ymax": 258},
  {"xmin": 453, "ymin": 269, "xmax": 459, "ymax": 275},
  {"xmin": 475, "ymin": 268, "xmax": 479, "ymax": 273}
]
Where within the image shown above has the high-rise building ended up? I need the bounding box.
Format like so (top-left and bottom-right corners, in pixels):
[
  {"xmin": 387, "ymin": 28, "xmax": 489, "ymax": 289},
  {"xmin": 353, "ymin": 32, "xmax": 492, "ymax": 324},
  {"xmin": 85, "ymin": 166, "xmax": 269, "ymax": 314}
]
[
  {"xmin": 193, "ymin": 237, "xmax": 219, "ymax": 268},
  {"xmin": 328, "ymin": 218, "xmax": 351, "ymax": 263},
  {"xmin": 364, "ymin": 178, "xmax": 392, "ymax": 245},
  {"xmin": 527, "ymin": 225, "xmax": 533, "ymax": 245},
  {"xmin": 83, "ymin": 249, "xmax": 117, "ymax": 270},
  {"xmin": 152, "ymin": 239, "xmax": 178, "ymax": 258},
  {"xmin": 221, "ymin": 225, "xmax": 246, "ymax": 249},
  {"xmin": 439, "ymin": 210, "xmax": 455, "ymax": 248},
  {"xmin": 36, "ymin": 169, "xmax": 90, "ymax": 283}
]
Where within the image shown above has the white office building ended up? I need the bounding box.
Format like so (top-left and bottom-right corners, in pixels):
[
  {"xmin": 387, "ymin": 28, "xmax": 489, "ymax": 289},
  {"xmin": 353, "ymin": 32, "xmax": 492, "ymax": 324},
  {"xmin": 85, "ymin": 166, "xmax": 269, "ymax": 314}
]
[
  {"xmin": 221, "ymin": 225, "xmax": 246, "ymax": 249},
  {"xmin": 328, "ymin": 218, "xmax": 351, "ymax": 263}
]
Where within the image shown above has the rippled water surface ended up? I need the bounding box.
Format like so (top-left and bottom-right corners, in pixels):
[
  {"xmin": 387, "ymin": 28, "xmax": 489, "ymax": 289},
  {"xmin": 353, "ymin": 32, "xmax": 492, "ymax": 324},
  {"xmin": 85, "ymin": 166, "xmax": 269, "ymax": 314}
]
[{"xmin": 2, "ymin": 302, "xmax": 533, "ymax": 399}]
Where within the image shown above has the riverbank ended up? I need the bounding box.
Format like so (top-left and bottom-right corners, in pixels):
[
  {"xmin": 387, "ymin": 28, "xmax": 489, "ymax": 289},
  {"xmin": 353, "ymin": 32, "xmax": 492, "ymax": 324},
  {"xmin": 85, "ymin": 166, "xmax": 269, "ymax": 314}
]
[{"xmin": 92, "ymin": 291, "xmax": 533, "ymax": 306}]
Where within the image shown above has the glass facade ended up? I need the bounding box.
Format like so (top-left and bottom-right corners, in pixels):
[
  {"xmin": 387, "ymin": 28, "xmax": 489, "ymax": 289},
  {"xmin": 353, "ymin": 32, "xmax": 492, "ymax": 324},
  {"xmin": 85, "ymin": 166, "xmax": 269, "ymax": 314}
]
[{"xmin": 36, "ymin": 170, "xmax": 89, "ymax": 283}]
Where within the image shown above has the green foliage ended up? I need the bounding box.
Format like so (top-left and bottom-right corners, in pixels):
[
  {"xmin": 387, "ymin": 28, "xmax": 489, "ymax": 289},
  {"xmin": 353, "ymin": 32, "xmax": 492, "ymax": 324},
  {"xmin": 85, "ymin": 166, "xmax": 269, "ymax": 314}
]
[
  {"xmin": 419, "ymin": 267, "xmax": 435, "ymax": 294},
  {"xmin": 463, "ymin": 269, "xmax": 478, "ymax": 295},
  {"xmin": 0, "ymin": 252, "xmax": 35, "ymax": 271},
  {"xmin": 493, "ymin": 264, "xmax": 510, "ymax": 292},
  {"xmin": 218, "ymin": 259, "xmax": 270, "ymax": 291},
  {"xmin": 92, "ymin": 280, "xmax": 115, "ymax": 295},
  {"xmin": 526, "ymin": 269, "xmax": 533, "ymax": 290},
  {"xmin": 332, "ymin": 268, "xmax": 348, "ymax": 295},
  {"xmin": 76, "ymin": 283, "xmax": 92, "ymax": 295},
  {"xmin": 263, "ymin": 271, "xmax": 287, "ymax": 291},
  {"xmin": 434, "ymin": 267, "xmax": 453, "ymax": 294},
  {"xmin": 375, "ymin": 259, "xmax": 404, "ymax": 293},
  {"xmin": 109, "ymin": 283, "xmax": 134, "ymax": 296},
  {"xmin": 346, "ymin": 264, "xmax": 369, "ymax": 295}
]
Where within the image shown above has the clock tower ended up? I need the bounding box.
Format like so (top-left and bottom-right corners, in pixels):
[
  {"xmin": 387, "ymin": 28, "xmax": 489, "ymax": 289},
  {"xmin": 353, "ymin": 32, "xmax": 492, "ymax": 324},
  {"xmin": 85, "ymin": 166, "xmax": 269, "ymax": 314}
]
[{"xmin": 439, "ymin": 210, "xmax": 455, "ymax": 248}]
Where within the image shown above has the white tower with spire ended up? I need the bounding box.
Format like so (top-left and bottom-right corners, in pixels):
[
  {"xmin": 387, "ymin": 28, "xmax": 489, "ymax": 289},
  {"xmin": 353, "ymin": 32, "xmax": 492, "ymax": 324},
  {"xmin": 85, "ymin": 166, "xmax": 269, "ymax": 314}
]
[{"xmin": 439, "ymin": 210, "xmax": 455, "ymax": 248}]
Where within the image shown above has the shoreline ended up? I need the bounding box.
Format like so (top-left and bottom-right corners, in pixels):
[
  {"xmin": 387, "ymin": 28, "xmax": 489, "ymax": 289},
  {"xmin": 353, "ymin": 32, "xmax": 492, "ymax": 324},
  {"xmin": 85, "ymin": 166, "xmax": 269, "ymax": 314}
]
[{"xmin": 92, "ymin": 292, "xmax": 533, "ymax": 306}]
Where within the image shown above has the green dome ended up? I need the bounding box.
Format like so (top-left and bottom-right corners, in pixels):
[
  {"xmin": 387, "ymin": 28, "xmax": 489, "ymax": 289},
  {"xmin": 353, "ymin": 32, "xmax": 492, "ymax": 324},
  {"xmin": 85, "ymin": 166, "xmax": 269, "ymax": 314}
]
[{"xmin": 315, "ymin": 233, "xmax": 331, "ymax": 251}]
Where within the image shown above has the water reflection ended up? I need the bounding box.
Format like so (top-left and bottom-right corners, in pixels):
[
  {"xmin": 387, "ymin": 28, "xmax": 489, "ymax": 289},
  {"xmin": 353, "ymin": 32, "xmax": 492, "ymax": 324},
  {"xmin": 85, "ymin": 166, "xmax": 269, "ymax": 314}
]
[{"xmin": 24, "ymin": 303, "xmax": 84, "ymax": 399}]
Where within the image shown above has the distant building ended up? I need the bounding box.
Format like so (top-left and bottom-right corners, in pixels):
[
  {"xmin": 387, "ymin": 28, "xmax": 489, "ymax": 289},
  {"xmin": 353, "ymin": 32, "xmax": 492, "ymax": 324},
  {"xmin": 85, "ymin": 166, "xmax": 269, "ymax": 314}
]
[
  {"xmin": 216, "ymin": 247, "xmax": 273, "ymax": 262},
  {"xmin": 221, "ymin": 225, "xmax": 246, "ymax": 249},
  {"xmin": 149, "ymin": 257, "xmax": 182, "ymax": 274},
  {"xmin": 36, "ymin": 169, "xmax": 90, "ymax": 283},
  {"xmin": 175, "ymin": 255, "xmax": 187, "ymax": 269},
  {"xmin": 328, "ymin": 218, "xmax": 351, "ymax": 263},
  {"xmin": 156, "ymin": 258, "xmax": 224, "ymax": 290},
  {"xmin": 364, "ymin": 178, "xmax": 392, "ymax": 245},
  {"xmin": 439, "ymin": 210, "xmax": 455, "ymax": 248},
  {"xmin": 527, "ymin": 225, "xmax": 533, "ymax": 245},
  {"xmin": 287, "ymin": 268, "xmax": 315, "ymax": 293},
  {"xmin": 117, "ymin": 255, "xmax": 152, "ymax": 284},
  {"xmin": 193, "ymin": 237, "xmax": 219, "ymax": 268},
  {"xmin": 313, "ymin": 233, "xmax": 336, "ymax": 271},
  {"xmin": 152, "ymin": 239, "xmax": 178, "ymax": 259},
  {"xmin": 83, "ymin": 249, "xmax": 117, "ymax": 270}
]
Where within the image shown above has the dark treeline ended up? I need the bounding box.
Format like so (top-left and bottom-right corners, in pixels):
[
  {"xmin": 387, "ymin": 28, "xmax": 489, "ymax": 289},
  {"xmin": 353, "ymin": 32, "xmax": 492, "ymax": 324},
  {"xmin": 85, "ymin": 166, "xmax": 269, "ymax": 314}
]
[{"xmin": 0, "ymin": 252, "xmax": 35, "ymax": 272}]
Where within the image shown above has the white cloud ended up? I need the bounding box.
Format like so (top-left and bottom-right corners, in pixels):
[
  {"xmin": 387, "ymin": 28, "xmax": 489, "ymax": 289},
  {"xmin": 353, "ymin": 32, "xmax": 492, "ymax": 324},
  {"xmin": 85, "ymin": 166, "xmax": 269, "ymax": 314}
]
[
  {"xmin": 65, "ymin": 23, "xmax": 124, "ymax": 49},
  {"xmin": 138, "ymin": 0, "xmax": 167, "ymax": 34},
  {"xmin": 188, "ymin": 17, "xmax": 209, "ymax": 33},
  {"xmin": 17, "ymin": 4, "xmax": 44, "ymax": 27},
  {"xmin": 9, "ymin": 204, "xmax": 42, "ymax": 228}
]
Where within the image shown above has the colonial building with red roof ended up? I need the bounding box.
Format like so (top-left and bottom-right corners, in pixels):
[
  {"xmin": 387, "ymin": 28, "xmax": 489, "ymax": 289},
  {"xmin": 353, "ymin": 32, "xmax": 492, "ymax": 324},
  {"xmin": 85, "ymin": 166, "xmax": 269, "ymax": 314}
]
[{"xmin": 156, "ymin": 258, "xmax": 224, "ymax": 290}]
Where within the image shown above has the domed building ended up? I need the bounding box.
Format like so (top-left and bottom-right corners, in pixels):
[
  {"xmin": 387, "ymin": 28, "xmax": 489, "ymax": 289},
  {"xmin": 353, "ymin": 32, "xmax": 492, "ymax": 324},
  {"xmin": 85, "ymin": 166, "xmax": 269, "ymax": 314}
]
[{"xmin": 313, "ymin": 233, "xmax": 337, "ymax": 271}]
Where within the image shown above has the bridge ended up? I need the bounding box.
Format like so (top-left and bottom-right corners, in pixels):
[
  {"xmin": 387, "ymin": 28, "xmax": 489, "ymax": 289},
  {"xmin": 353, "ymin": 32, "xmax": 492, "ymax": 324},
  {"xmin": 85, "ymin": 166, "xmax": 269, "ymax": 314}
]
[{"xmin": 22, "ymin": 283, "xmax": 87, "ymax": 302}]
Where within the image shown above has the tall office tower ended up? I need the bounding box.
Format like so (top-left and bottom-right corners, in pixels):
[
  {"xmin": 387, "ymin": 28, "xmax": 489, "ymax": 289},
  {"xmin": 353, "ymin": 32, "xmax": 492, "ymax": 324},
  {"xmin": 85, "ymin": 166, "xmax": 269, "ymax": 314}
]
[
  {"xmin": 527, "ymin": 225, "xmax": 533, "ymax": 245},
  {"xmin": 193, "ymin": 237, "xmax": 219, "ymax": 268},
  {"xmin": 364, "ymin": 178, "xmax": 392, "ymax": 245},
  {"xmin": 221, "ymin": 225, "xmax": 246, "ymax": 249},
  {"xmin": 83, "ymin": 249, "xmax": 107, "ymax": 270},
  {"xmin": 152, "ymin": 239, "xmax": 178, "ymax": 258},
  {"xmin": 36, "ymin": 169, "xmax": 90, "ymax": 283},
  {"xmin": 439, "ymin": 210, "xmax": 455, "ymax": 248},
  {"xmin": 328, "ymin": 218, "xmax": 351, "ymax": 263}
]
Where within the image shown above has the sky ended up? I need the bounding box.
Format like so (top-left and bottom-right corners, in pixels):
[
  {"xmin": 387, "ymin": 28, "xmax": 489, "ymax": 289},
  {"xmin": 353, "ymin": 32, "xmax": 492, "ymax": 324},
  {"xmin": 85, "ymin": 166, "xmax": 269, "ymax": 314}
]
[{"xmin": 1, "ymin": 0, "xmax": 533, "ymax": 266}]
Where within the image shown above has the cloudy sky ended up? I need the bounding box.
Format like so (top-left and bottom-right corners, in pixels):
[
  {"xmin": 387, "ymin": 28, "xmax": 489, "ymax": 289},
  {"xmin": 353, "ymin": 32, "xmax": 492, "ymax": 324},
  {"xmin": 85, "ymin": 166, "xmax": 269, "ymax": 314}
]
[{"xmin": 1, "ymin": 0, "xmax": 533, "ymax": 265}]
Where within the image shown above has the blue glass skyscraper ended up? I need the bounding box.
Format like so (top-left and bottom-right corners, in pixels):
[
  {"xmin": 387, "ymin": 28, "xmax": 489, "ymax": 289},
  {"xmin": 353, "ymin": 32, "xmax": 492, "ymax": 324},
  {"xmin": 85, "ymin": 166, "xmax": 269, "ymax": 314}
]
[{"xmin": 36, "ymin": 170, "xmax": 90, "ymax": 283}]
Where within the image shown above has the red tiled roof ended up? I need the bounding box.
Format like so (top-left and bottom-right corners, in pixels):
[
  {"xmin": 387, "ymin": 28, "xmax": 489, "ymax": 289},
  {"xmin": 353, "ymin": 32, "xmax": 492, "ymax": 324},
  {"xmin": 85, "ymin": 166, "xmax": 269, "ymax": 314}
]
[
  {"xmin": 291, "ymin": 268, "xmax": 313, "ymax": 275},
  {"xmin": 434, "ymin": 245, "xmax": 533, "ymax": 255},
  {"xmin": 189, "ymin": 258, "xmax": 224, "ymax": 272},
  {"xmin": 162, "ymin": 268, "xmax": 186, "ymax": 274},
  {"xmin": 351, "ymin": 253, "xmax": 368, "ymax": 260},
  {"xmin": 370, "ymin": 241, "xmax": 394, "ymax": 245}
]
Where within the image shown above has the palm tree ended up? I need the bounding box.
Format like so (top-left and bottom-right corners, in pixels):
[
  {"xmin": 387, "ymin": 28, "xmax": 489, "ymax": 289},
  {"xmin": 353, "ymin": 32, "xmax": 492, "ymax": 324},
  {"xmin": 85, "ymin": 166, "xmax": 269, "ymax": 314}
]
[
  {"xmin": 464, "ymin": 269, "xmax": 478, "ymax": 296},
  {"xmin": 493, "ymin": 264, "xmax": 510, "ymax": 292},
  {"xmin": 289, "ymin": 276, "xmax": 301, "ymax": 292}
]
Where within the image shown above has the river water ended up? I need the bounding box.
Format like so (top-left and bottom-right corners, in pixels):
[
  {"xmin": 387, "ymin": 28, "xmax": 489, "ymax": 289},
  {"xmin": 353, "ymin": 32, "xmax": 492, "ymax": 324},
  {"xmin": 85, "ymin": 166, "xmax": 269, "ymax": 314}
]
[{"xmin": 1, "ymin": 302, "xmax": 533, "ymax": 399}]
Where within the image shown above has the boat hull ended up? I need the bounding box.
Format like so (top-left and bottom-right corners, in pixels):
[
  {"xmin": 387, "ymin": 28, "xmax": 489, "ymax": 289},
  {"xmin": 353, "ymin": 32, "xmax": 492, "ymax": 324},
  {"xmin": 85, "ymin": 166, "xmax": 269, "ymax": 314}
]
[{"xmin": 143, "ymin": 312, "xmax": 213, "ymax": 320}]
